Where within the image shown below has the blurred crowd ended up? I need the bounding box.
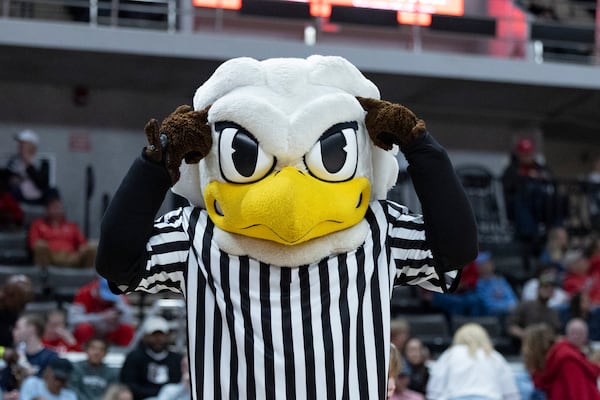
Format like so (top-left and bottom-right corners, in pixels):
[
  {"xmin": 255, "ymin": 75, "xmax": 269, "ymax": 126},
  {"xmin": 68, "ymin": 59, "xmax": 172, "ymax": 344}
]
[
  {"xmin": 0, "ymin": 276, "xmax": 189, "ymax": 400},
  {"xmin": 2, "ymin": 130, "xmax": 600, "ymax": 400}
]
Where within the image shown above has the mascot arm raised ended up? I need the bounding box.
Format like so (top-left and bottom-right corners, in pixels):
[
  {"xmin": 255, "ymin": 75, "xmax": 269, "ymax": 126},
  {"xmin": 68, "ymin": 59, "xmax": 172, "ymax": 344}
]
[
  {"xmin": 96, "ymin": 105, "xmax": 211, "ymax": 288},
  {"xmin": 358, "ymin": 97, "xmax": 477, "ymax": 288}
]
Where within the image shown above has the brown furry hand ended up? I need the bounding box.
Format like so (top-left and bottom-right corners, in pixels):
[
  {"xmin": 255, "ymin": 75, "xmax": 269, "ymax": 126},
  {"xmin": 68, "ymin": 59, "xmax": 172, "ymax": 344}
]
[
  {"xmin": 357, "ymin": 96, "xmax": 426, "ymax": 150},
  {"xmin": 144, "ymin": 104, "xmax": 212, "ymax": 184},
  {"xmin": 144, "ymin": 118, "xmax": 163, "ymax": 163}
]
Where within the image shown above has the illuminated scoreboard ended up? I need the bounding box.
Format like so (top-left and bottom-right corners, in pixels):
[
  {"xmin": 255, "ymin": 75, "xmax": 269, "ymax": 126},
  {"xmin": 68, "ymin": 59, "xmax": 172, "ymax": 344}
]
[{"xmin": 193, "ymin": 0, "xmax": 465, "ymax": 25}]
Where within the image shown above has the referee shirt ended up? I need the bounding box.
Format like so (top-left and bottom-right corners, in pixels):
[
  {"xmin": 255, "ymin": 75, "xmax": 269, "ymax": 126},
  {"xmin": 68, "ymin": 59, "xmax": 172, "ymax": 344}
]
[{"xmin": 124, "ymin": 200, "xmax": 455, "ymax": 400}]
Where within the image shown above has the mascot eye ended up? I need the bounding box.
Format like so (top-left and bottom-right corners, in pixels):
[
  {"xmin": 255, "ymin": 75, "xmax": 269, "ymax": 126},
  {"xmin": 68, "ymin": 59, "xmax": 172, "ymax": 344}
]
[
  {"xmin": 305, "ymin": 122, "xmax": 358, "ymax": 182},
  {"xmin": 217, "ymin": 123, "xmax": 275, "ymax": 183}
]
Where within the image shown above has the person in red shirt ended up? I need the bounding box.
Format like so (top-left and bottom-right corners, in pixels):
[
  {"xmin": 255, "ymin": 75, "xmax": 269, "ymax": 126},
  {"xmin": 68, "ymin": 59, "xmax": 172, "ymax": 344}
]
[
  {"xmin": 561, "ymin": 249, "xmax": 600, "ymax": 306},
  {"xmin": 41, "ymin": 309, "xmax": 80, "ymax": 354},
  {"xmin": 28, "ymin": 196, "xmax": 96, "ymax": 268},
  {"xmin": 68, "ymin": 277, "xmax": 135, "ymax": 347},
  {"xmin": 532, "ymin": 318, "xmax": 600, "ymax": 400}
]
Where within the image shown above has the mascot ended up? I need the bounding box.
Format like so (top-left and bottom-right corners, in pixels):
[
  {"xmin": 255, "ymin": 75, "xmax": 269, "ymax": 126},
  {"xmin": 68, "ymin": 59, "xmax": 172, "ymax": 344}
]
[{"xmin": 97, "ymin": 55, "xmax": 477, "ymax": 400}]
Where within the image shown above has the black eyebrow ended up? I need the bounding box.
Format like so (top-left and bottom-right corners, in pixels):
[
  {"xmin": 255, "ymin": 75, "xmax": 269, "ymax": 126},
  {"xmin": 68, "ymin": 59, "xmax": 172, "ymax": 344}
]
[
  {"xmin": 320, "ymin": 122, "xmax": 358, "ymax": 140},
  {"xmin": 214, "ymin": 121, "xmax": 259, "ymax": 143}
]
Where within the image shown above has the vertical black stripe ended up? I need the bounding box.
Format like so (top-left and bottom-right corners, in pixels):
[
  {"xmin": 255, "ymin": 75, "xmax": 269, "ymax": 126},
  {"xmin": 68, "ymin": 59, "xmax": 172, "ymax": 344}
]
[
  {"xmin": 196, "ymin": 271, "xmax": 206, "ymax": 399},
  {"xmin": 379, "ymin": 201, "xmax": 393, "ymax": 263},
  {"xmin": 212, "ymin": 295, "xmax": 223, "ymax": 399},
  {"xmin": 354, "ymin": 246, "xmax": 369, "ymax": 399},
  {"xmin": 181, "ymin": 210, "xmax": 191, "ymax": 290},
  {"xmin": 260, "ymin": 263, "xmax": 275, "ymax": 400},
  {"xmin": 220, "ymin": 251, "xmax": 239, "ymax": 400},
  {"xmin": 318, "ymin": 260, "xmax": 336, "ymax": 400},
  {"xmin": 193, "ymin": 272, "xmax": 206, "ymax": 400},
  {"xmin": 366, "ymin": 207, "xmax": 386, "ymax": 399},
  {"xmin": 280, "ymin": 268, "xmax": 296, "ymax": 400},
  {"xmin": 239, "ymin": 256, "xmax": 256, "ymax": 399},
  {"xmin": 201, "ymin": 225, "xmax": 222, "ymax": 400},
  {"xmin": 299, "ymin": 265, "xmax": 316, "ymax": 400},
  {"xmin": 194, "ymin": 209, "xmax": 209, "ymax": 399},
  {"xmin": 338, "ymin": 254, "xmax": 351, "ymax": 400}
]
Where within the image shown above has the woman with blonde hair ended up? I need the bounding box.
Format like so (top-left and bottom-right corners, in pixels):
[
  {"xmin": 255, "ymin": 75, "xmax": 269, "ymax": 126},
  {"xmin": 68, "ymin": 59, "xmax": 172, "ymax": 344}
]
[{"xmin": 426, "ymin": 323, "xmax": 520, "ymax": 400}]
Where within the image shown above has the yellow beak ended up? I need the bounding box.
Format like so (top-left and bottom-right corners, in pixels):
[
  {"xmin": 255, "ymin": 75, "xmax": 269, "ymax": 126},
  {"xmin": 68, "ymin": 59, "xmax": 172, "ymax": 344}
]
[{"xmin": 204, "ymin": 167, "xmax": 371, "ymax": 245}]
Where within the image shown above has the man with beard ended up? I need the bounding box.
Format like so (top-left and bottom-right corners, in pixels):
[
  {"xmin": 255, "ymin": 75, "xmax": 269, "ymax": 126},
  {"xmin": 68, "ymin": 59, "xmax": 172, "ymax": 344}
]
[{"xmin": 119, "ymin": 316, "xmax": 182, "ymax": 400}]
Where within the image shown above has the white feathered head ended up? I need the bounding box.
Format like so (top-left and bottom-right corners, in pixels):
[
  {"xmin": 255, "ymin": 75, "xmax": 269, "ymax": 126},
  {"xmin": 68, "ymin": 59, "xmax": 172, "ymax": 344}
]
[{"xmin": 172, "ymin": 55, "xmax": 400, "ymax": 265}]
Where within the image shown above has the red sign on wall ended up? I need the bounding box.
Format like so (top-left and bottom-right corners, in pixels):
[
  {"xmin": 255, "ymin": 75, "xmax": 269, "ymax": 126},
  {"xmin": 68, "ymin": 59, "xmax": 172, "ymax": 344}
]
[{"xmin": 69, "ymin": 133, "xmax": 92, "ymax": 153}]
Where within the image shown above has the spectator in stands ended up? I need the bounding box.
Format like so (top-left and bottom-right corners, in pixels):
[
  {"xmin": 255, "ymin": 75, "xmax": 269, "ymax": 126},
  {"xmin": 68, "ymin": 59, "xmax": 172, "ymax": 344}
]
[
  {"xmin": 18, "ymin": 357, "xmax": 77, "ymax": 400},
  {"xmin": 5, "ymin": 130, "xmax": 53, "ymax": 206},
  {"xmin": 474, "ymin": 251, "xmax": 519, "ymax": 317},
  {"xmin": 388, "ymin": 344, "xmax": 401, "ymax": 400},
  {"xmin": 152, "ymin": 354, "xmax": 191, "ymax": 400},
  {"xmin": 426, "ymin": 323, "xmax": 520, "ymax": 400},
  {"xmin": 521, "ymin": 263, "xmax": 569, "ymax": 309},
  {"xmin": 41, "ymin": 309, "xmax": 80, "ymax": 353},
  {"xmin": 507, "ymin": 274, "xmax": 562, "ymax": 341},
  {"xmin": 69, "ymin": 276, "xmax": 135, "ymax": 347},
  {"xmin": 69, "ymin": 337, "xmax": 119, "ymax": 400},
  {"xmin": 502, "ymin": 137, "xmax": 557, "ymax": 271},
  {"xmin": 529, "ymin": 319, "xmax": 600, "ymax": 399},
  {"xmin": 521, "ymin": 323, "xmax": 556, "ymax": 400},
  {"xmin": 565, "ymin": 318, "xmax": 593, "ymax": 355},
  {"xmin": 564, "ymin": 291, "xmax": 600, "ymax": 341},
  {"xmin": 102, "ymin": 383, "xmax": 134, "ymax": 400},
  {"xmin": 587, "ymin": 235, "xmax": 600, "ymax": 272},
  {"xmin": 0, "ymin": 313, "xmax": 59, "ymax": 397},
  {"xmin": 0, "ymin": 274, "xmax": 34, "ymax": 348},
  {"xmin": 390, "ymin": 318, "xmax": 411, "ymax": 354},
  {"xmin": 558, "ymin": 244, "xmax": 600, "ymax": 329},
  {"xmin": 0, "ymin": 168, "xmax": 24, "ymax": 230},
  {"xmin": 119, "ymin": 316, "xmax": 182, "ymax": 400},
  {"xmin": 390, "ymin": 352, "xmax": 424, "ymax": 400},
  {"xmin": 402, "ymin": 337, "xmax": 429, "ymax": 395},
  {"xmin": 561, "ymin": 249, "xmax": 600, "ymax": 301},
  {"xmin": 28, "ymin": 194, "xmax": 97, "ymax": 268},
  {"xmin": 538, "ymin": 225, "xmax": 570, "ymax": 270}
]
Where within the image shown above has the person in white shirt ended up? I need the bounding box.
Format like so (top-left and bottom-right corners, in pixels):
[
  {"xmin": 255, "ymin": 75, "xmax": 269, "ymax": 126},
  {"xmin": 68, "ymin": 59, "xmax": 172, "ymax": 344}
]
[
  {"xmin": 521, "ymin": 263, "xmax": 569, "ymax": 309},
  {"xmin": 426, "ymin": 323, "xmax": 520, "ymax": 400}
]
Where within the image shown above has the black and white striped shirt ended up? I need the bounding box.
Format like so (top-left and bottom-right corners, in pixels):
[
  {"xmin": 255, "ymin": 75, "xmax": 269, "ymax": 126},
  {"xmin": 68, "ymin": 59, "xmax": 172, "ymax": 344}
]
[{"xmin": 130, "ymin": 200, "xmax": 456, "ymax": 400}]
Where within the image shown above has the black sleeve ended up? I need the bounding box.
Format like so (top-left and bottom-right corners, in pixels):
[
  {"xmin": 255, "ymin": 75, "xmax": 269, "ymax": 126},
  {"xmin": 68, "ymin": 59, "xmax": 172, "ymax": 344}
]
[
  {"xmin": 95, "ymin": 151, "xmax": 172, "ymax": 288},
  {"xmin": 401, "ymin": 132, "xmax": 478, "ymax": 272}
]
